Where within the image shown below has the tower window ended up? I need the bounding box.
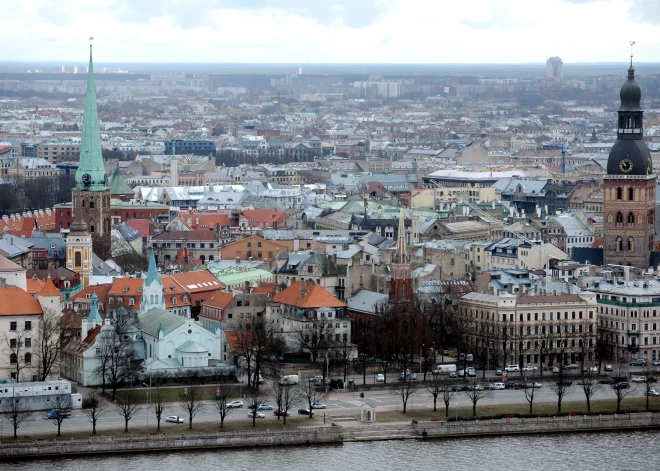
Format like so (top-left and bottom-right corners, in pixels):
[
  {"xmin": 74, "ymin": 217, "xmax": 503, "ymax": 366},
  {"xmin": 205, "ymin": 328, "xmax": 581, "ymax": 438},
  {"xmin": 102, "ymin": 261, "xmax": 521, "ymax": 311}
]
[
  {"xmin": 628, "ymin": 237, "xmax": 635, "ymax": 252},
  {"xmin": 616, "ymin": 188, "xmax": 622, "ymax": 200},
  {"xmin": 628, "ymin": 212, "xmax": 635, "ymax": 225},
  {"xmin": 616, "ymin": 237, "xmax": 623, "ymax": 252},
  {"xmin": 75, "ymin": 251, "xmax": 82, "ymax": 267},
  {"xmin": 629, "ymin": 188, "xmax": 634, "ymax": 201},
  {"xmin": 82, "ymin": 199, "xmax": 86, "ymax": 208},
  {"xmin": 90, "ymin": 201, "xmax": 95, "ymax": 209},
  {"xmin": 616, "ymin": 212, "xmax": 623, "ymax": 226}
]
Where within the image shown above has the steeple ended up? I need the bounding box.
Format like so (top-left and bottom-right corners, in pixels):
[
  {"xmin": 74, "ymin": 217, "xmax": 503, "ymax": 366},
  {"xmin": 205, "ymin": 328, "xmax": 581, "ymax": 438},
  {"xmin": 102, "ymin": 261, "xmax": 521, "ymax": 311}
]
[
  {"xmin": 394, "ymin": 207, "xmax": 408, "ymax": 264},
  {"xmin": 146, "ymin": 249, "xmax": 160, "ymax": 286},
  {"xmin": 69, "ymin": 194, "xmax": 88, "ymax": 233},
  {"xmin": 75, "ymin": 39, "xmax": 107, "ymax": 191},
  {"xmin": 109, "ymin": 162, "xmax": 133, "ymax": 197},
  {"xmin": 87, "ymin": 292, "xmax": 103, "ymax": 323}
]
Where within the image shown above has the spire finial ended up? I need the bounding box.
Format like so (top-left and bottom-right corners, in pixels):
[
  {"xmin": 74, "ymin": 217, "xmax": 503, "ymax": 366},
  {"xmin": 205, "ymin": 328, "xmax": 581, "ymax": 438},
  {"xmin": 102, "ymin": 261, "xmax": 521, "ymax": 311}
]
[{"xmin": 630, "ymin": 40, "xmax": 636, "ymax": 68}]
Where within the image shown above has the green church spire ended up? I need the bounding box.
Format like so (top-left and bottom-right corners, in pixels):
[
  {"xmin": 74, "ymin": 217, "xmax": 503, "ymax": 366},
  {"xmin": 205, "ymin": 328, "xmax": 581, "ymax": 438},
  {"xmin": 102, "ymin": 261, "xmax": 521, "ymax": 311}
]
[{"xmin": 75, "ymin": 40, "xmax": 107, "ymax": 191}]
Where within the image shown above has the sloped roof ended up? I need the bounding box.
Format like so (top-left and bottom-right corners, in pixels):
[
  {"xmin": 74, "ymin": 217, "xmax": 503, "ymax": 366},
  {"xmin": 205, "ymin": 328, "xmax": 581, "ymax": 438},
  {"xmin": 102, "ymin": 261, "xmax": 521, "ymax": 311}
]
[
  {"xmin": 39, "ymin": 276, "xmax": 61, "ymax": 297},
  {"xmin": 0, "ymin": 287, "xmax": 43, "ymax": 316},
  {"xmin": 139, "ymin": 308, "xmax": 186, "ymax": 337},
  {"xmin": 274, "ymin": 281, "xmax": 346, "ymax": 309},
  {"xmin": 0, "ymin": 253, "xmax": 23, "ymax": 272},
  {"xmin": 176, "ymin": 340, "xmax": 208, "ymax": 353},
  {"xmin": 109, "ymin": 164, "xmax": 133, "ymax": 195},
  {"xmin": 201, "ymin": 292, "xmax": 234, "ymax": 310}
]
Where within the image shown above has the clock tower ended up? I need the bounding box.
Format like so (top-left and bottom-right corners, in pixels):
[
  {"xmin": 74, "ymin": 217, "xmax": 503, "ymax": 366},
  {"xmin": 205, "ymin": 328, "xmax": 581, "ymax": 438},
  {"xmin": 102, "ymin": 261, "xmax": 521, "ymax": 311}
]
[
  {"xmin": 72, "ymin": 40, "xmax": 111, "ymax": 259},
  {"xmin": 603, "ymin": 59, "xmax": 656, "ymax": 269}
]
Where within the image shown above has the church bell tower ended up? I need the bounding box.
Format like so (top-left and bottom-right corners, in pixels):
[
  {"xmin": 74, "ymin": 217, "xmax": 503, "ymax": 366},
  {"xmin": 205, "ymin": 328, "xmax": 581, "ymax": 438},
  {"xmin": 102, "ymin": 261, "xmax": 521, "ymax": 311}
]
[
  {"xmin": 603, "ymin": 50, "xmax": 656, "ymax": 269},
  {"xmin": 72, "ymin": 38, "xmax": 111, "ymax": 259}
]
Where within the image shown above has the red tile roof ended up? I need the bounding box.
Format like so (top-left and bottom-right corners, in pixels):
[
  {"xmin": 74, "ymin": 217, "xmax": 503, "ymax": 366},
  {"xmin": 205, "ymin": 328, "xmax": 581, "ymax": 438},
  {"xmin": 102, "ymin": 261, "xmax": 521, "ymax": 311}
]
[
  {"xmin": 127, "ymin": 219, "xmax": 150, "ymax": 238},
  {"xmin": 171, "ymin": 270, "xmax": 223, "ymax": 293},
  {"xmin": 26, "ymin": 277, "xmax": 45, "ymax": 295},
  {"xmin": 202, "ymin": 292, "xmax": 234, "ymax": 310},
  {"xmin": 0, "ymin": 287, "xmax": 43, "ymax": 316},
  {"xmin": 273, "ymin": 281, "xmax": 346, "ymax": 309},
  {"xmin": 239, "ymin": 209, "xmax": 288, "ymax": 228},
  {"xmin": 176, "ymin": 213, "xmax": 232, "ymax": 230},
  {"xmin": 39, "ymin": 277, "xmax": 61, "ymax": 297}
]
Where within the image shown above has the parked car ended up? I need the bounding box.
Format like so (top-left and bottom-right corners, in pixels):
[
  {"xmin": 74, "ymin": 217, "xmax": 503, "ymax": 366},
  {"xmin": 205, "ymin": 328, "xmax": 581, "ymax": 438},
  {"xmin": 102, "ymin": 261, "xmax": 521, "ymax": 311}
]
[
  {"xmin": 399, "ymin": 370, "xmax": 417, "ymax": 380},
  {"xmin": 492, "ymin": 382, "xmax": 506, "ymax": 390},
  {"xmin": 310, "ymin": 375, "xmax": 324, "ymax": 382},
  {"xmin": 631, "ymin": 359, "xmax": 647, "ymax": 366},
  {"xmin": 467, "ymin": 384, "xmax": 484, "ymax": 391},
  {"xmin": 495, "ymin": 369, "xmax": 503, "ymax": 376},
  {"xmin": 645, "ymin": 389, "xmax": 660, "ymax": 397},
  {"xmin": 451, "ymin": 384, "xmax": 468, "ymax": 392},
  {"xmin": 165, "ymin": 416, "xmax": 184, "ymax": 424},
  {"xmin": 565, "ymin": 364, "xmax": 579, "ymax": 370},
  {"xmin": 632, "ymin": 376, "xmax": 647, "ymax": 383},
  {"xmin": 376, "ymin": 373, "xmax": 385, "ymax": 382},
  {"xmin": 582, "ymin": 366, "xmax": 599, "ymax": 373},
  {"xmin": 505, "ymin": 365, "xmax": 520, "ymax": 372},
  {"xmin": 613, "ymin": 381, "xmax": 630, "ymax": 389},
  {"xmin": 226, "ymin": 400, "xmax": 244, "ymax": 409},
  {"xmin": 312, "ymin": 403, "xmax": 326, "ymax": 409},
  {"xmin": 653, "ymin": 361, "xmax": 660, "ymax": 367},
  {"xmin": 604, "ymin": 364, "xmax": 613, "ymax": 371},
  {"xmin": 248, "ymin": 411, "xmax": 265, "ymax": 419},
  {"xmin": 464, "ymin": 367, "xmax": 476, "ymax": 377},
  {"xmin": 543, "ymin": 366, "xmax": 560, "ymax": 373},
  {"xmin": 298, "ymin": 408, "xmax": 312, "ymax": 415},
  {"xmin": 46, "ymin": 409, "xmax": 71, "ymax": 420},
  {"xmin": 448, "ymin": 371, "xmax": 457, "ymax": 378},
  {"xmin": 522, "ymin": 365, "xmax": 538, "ymax": 372},
  {"xmin": 599, "ymin": 378, "xmax": 615, "ymax": 384},
  {"xmin": 556, "ymin": 379, "xmax": 573, "ymax": 386},
  {"xmin": 274, "ymin": 409, "xmax": 290, "ymax": 417},
  {"xmin": 522, "ymin": 382, "xmax": 542, "ymax": 388},
  {"xmin": 612, "ymin": 376, "xmax": 628, "ymax": 383}
]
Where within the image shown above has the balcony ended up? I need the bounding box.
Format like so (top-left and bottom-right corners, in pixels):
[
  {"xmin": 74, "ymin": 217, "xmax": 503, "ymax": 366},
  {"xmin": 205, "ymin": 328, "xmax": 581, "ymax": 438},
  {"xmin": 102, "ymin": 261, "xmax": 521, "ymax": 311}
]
[
  {"xmin": 627, "ymin": 344, "xmax": 640, "ymax": 352},
  {"xmin": 627, "ymin": 330, "xmax": 640, "ymax": 336}
]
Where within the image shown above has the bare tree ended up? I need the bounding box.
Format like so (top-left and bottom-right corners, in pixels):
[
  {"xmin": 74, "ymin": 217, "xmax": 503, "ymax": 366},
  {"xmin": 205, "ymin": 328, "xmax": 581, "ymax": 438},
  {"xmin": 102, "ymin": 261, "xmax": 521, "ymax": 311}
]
[
  {"xmin": 246, "ymin": 387, "xmax": 270, "ymax": 427},
  {"xmin": 298, "ymin": 380, "xmax": 327, "ymax": 418},
  {"xmin": 82, "ymin": 390, "xmax": 108, "ymax": 435},
  {"xmin": 2, "ymin": 325, "xmax": 30, "ymax": 382},
  {"xmin": 50, "ymin": 394, "xmax": 73, "ymax": 437},
  {"xmin": 464, "ymin": 378, "xmax": 490, "ymax": 417},
  {"xmin": 211, "ymin": 385, "xmax": 232, "ymax": 428},
  {"xmin": 95, "ymin": 315, "xmax": 142, "ymax": 401},
  {"xmin": 151, "ymin": 386, "xmax": 167, "ymax": 431},
  {"xmin": 179, "ymin": 384, "xmax": 206, "ymax": 430},
  {"xmin": 523, "ymin": 373, "xmax": 539, "ymax": 414},
  {"xmin": 1, "ymin": 397, "xmax": 31, "ymax": 438},
  {"xmin": 439, "ymin": 378, "xmax": 458, "ymax": 418},
  {"xmin": 610, "ymin": 367, "xmax": 634, "ymax": 412},
  {"xmin": 426, "ymin": 373, "xmax": 450, "ymax": 412},
  {"xmin": 392, "ymin": 377, "xmax": 418, "ymax": 413},
  {"xmin": 34, "ymin": 308, "xmax": 69, "ymax": 381},
  {"xmin": 280, "ymin": 384, "xmax": 300, "ymax": 426},
  {"xmin": 642, "ymin": 366, "xmax": 656, "ymax": 411},
  {"xmin": 549, "ymin": 372, "xmax": 571, "ymax": 415},
  {"xmin": 114, "ymin": 389, "xmax": 141, "ymax": 432},
  {"xmin": 578, "ymin": 374, "xmax": 601, "ymax": 413},
  {"xmin": 267, "ymin": 383, "xmax": 285, "ymax": 421},
  {"xmin": 291, "ymin": 317, "xmax": 333, "ymax": 367}
]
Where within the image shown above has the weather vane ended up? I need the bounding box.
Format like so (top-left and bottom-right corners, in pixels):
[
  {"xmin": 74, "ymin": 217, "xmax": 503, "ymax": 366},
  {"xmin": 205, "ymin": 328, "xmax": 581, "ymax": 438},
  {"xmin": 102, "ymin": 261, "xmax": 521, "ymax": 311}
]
[
  {"xmin": 630, "ymin": 40, "xmax": 636, "ymax": 65},
  {"xmin": 90, "ymin": 36, "xmax": 94, "ymax": 42}
]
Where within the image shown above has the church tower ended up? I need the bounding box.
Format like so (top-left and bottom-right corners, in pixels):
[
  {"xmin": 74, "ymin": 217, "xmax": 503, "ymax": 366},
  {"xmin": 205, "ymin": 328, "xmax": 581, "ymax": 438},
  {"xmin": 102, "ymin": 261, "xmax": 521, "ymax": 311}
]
[
  {"xmin": 140, "ymin": 250, "xmax": 165, "ymax": 315},
  {"xmin": 603, "ymin": 56, "xmax": 656, "ymax": 269},
  {"xmin": 66, "ymin": 197, "xmax": 93, "ymax": 289},
  {"xmin": 170, "ymin": 140, "xmax": 178, "ymax": 187},
  {"xmin": 72, "ymin": 39, "xmax": 111, "ymax": 259},
  {"xmin": 390, "ymin": 208, "xmax": 413, "ymax": 302}
]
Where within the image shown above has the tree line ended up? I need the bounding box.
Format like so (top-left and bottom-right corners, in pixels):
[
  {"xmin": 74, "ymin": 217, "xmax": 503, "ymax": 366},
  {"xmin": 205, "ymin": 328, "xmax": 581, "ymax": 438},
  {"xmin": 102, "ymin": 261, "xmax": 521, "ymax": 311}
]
[{"xmin": 0, "ymin": 174, "xmax": 76, "ymax": 216}]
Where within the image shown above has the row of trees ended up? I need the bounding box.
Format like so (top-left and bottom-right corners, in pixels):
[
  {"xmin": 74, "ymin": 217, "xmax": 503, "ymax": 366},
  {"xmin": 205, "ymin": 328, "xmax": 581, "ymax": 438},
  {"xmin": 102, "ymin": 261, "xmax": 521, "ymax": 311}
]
[{"xmin": 0, "ymin": 174, "xmax": 76, "ymax": 216}]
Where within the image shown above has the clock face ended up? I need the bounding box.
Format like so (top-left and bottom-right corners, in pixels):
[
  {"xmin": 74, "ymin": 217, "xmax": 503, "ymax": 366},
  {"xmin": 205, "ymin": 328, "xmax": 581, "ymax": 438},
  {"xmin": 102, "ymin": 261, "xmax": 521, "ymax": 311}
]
[
  {"xmin": 619, "ymin": 159, "xmax": 633, "ymax": 173},
  {"xmin": 82, "ymin": 173, "xmax": 91, "ymax": 185}
]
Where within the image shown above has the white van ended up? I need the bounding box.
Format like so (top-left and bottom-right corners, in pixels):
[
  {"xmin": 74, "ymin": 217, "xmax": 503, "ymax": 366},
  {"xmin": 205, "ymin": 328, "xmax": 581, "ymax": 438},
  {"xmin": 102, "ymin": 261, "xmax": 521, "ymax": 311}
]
[
  {"xmin": 433, "ymin": 364, "xmax": 457, "ymax": 375},
  {"xmin": 279, "ymin": 374, "xmax": 299, "ymax": 385}
]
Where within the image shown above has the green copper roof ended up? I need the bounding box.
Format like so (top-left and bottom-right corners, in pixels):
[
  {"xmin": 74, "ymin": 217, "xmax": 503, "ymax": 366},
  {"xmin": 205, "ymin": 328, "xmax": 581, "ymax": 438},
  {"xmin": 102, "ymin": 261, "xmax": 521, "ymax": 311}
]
[
  {"xmin": 87, "ymin": 292, "xmax": 103, "ymax": 323},
  {"xmin": 145, "ymin": 250, "xmax": 161, "ymax": 286},
  {"xmin": 109, "ymin": 164, "xmax": 133, "ymax": 195},
  {"xmin": 75, "ymin": 44, "xmax": 107, "ymax": 192}
]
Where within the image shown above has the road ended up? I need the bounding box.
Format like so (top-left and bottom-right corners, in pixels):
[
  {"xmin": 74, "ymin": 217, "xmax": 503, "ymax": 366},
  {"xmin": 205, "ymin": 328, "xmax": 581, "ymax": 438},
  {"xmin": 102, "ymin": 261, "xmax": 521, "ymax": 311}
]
[{"xmin": 5, "ymin": 376, "xmax": 656, "ymax": 437}]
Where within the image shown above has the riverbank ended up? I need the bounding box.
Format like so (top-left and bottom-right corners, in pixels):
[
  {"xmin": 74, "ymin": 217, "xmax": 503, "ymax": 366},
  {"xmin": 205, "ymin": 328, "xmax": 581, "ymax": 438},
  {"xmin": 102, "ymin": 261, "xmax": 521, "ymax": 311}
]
[{"xmin": 3, "ymin": 412, "xmax": 660, "ymax": 460}]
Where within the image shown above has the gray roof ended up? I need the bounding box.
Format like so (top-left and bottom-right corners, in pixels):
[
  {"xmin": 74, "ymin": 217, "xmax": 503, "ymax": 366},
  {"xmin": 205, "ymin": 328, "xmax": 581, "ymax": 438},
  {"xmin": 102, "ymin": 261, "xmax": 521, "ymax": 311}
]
[
  {"xmin": 139, "ymin": 308, "xmax": 186, "ymax": 337},
  {"xmin": 347, "ymin": 289, "xmax": 390, "ymax": 314},
  {"xmin": 116, "ymin": 222, "xmax": 142, "ymax": 242},
  {"xmin": 176, "ymin": 340, "xmax": 208, "ymax": 353}
]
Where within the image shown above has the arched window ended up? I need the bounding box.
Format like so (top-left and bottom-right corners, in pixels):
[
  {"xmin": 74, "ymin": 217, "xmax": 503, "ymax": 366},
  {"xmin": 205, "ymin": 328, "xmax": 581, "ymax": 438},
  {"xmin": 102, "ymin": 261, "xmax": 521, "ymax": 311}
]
[
  {"xmin": 402, "ymin": 283, "xmax": 407, "ymax": 300},
  {"xmin": 90, "ymin": 224, "xmax": 95, "ymax": 233},
  {"xmin": 616, "ymin": 212, "xmax": 623, "ymax": 225},
  {"xmin": 607, "ymin": 213, "xmax": 613, "ymax": 223},
  {"xmin": 9, "ymin": 353, "xmax": 17, "ymax": 364},
  {"xmin": 74, "ymin": 251, "xmax": 82, "ymax": 267},
  {"xmin": 628, "ymin": 237, "xmax": 635, "ymax": 252},
  {"xmin": 628, "ymin": 212, "xmax": 635, "ymax": 224},
  {"xmin": 25, "ymin": 353, "xmax": 31, "ymax": 365},
  {"xmin": 616, "ymin": 237, "xmax": 623, "ymax": 252},
  {"xmin": 82, "ymin": 199, "xmax": 86, "ymax": 208},
  {"xmin": 616, "ymin": 187, "xmax": 622, "ymax": 200},
  {"xmin": 629, "ymin": 188, "xmax": 634, "ymax": 201},
  {"xmin": 90, "ymin": 200, "xmax": 95, "ymax": 209}
]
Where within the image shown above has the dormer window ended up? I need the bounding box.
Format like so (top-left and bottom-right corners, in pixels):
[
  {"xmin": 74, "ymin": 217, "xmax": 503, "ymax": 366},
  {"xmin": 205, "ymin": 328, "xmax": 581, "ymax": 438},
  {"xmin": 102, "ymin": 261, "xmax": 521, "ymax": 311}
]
[{"xmin": 123, "ymin": 287, "xmax": 129, "ymax": 292}]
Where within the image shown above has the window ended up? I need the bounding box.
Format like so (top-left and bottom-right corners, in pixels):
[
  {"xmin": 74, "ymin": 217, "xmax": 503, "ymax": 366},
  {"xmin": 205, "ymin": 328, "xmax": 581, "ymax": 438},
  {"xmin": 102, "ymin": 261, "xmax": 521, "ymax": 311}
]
[
  {"xmin": 629, "ymin": 187, "xmax": 634, "ymax": 201},
  {"xmin": 10, "ymin": 321, "xmax": 16, "ymax": 331},
  {"xmin": 617, "ymin": 187, "xmax": 622, "ymax": 200},
  {"xmin": 24, "ymin": 321, "xmax": 32, "ymax": 331},
  {"xmin": 628, "ymin": 212, "xmax": 635, "ymax": 224},
  {"xmin": 25, "ymin": 338, "xmax": 31, "ymax": 348},
  {"xmin": 9, "ymin": 353, "xmax": 17, "ymax": 364},
  {"xmin": 616, "ymin": 212, "xmax": 623, "ymax": 225},
  {"xmin": 25, "ymin": 353, "xmax": 31, "ymax": 365},
  {"xmin": 9, "ymin": 339, "xmax": 16, "ymax": 348}
]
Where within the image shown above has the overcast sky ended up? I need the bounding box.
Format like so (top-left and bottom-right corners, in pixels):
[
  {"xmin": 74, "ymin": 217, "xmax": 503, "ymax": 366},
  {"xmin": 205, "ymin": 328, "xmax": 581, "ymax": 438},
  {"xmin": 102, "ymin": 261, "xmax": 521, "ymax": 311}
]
[{"xmin": 2, "ymin": 0, "xmax": 659, "ymax": 63}]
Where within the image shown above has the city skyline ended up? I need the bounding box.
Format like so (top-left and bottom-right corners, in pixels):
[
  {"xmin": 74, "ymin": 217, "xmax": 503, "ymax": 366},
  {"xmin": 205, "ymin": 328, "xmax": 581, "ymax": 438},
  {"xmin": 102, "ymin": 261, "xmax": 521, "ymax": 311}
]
[{"xmin": 2, "ymin": 0, "xmax": 659, "ymax": 64}]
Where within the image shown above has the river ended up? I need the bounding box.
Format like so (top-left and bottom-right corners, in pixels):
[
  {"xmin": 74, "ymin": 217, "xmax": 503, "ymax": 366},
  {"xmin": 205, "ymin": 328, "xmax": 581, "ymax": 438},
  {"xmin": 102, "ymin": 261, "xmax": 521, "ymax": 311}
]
[{"xmin": 5, "ymin": 430, "xmax": 657, "ymax": 470}]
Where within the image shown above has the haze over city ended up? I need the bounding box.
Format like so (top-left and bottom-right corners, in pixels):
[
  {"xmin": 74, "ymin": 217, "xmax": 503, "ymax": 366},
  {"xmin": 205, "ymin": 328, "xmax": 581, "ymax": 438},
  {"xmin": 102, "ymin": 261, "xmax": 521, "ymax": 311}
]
[{"xmin": 2, "ymin": 0, "xmax": 660, "ymax": 63}]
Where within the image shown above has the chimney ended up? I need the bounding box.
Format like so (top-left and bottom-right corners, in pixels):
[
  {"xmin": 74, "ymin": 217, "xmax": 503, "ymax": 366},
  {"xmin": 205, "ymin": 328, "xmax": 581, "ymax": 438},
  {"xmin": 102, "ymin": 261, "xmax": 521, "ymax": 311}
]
[
  {"xmin": 300, "ymin": 280, "xmax": 305, "ymax": 299},
  {"xmin": 236, "ymin": 256, "xmax": 240, "ymax": 264}
]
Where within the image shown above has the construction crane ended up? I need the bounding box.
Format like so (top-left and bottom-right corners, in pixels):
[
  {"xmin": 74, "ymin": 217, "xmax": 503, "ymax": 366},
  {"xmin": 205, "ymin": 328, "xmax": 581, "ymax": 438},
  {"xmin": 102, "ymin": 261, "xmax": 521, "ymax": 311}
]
[{"xmin": 541, "ymin": 141, "xmax": 567, "ymax": 174}]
